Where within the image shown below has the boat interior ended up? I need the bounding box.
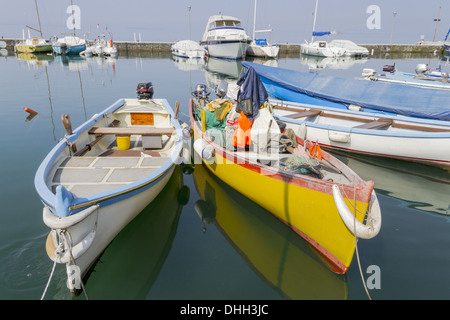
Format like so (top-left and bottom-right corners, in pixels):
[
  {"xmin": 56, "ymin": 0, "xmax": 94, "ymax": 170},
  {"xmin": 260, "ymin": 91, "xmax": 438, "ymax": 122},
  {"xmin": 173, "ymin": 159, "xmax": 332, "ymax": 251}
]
[
  {"xmin": 47, "ymin": 99, "xmax": 177, "ymax": 198},
  {"xmin": 191, "ymin": 97, "xmax": 354, "ymax": 186}
]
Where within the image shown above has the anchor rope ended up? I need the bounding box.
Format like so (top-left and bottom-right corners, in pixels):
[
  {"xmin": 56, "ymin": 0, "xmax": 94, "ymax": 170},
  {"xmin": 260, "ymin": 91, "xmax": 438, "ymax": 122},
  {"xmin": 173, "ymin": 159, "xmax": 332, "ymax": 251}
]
[{"xmin": 40, "ymin": 241, "xmax": 63, "ymax": 300}]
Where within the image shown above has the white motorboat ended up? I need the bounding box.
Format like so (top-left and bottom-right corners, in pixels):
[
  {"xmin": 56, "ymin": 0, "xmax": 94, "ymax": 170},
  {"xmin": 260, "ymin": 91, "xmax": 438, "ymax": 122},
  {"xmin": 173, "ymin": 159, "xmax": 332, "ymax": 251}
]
[
  {"xmin": 36, "ymin": 85, "xmax": 185, "ymax": 294},
  {"xmin": 200, "ymin": 15, "xmax": 250, "ymax": 59},
  {"xmin": 82, "ymin": 35, "xmax": 118, "ymax": 57},
  {"xmin": 171, "ymin": 40, "xmax": 206, "ymax": 59}
]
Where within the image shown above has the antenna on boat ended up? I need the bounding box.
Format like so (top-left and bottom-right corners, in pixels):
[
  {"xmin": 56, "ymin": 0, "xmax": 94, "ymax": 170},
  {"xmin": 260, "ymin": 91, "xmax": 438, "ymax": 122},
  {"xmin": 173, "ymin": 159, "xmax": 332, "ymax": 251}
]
[{"xmin": 188, "ymin": 5, "xmax": 191, "ymax": 40}]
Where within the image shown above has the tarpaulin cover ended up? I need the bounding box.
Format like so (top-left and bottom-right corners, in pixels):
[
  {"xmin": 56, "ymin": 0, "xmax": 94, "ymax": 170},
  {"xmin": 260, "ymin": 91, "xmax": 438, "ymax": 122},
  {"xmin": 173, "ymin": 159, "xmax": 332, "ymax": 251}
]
[
  {"xmin": 242, "ymin": 61, "xmax": 450, "ymax": 120},
  {"xmin": 236, "ymin": 66, "xmax": 268, "ymax": 121}
]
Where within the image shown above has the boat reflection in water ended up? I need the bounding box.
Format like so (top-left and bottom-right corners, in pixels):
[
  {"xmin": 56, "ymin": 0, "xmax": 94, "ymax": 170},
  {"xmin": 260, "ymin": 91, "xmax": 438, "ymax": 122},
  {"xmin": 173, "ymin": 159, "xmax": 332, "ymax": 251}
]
[
  {"xmin": 76, "ymin": 166, "xmax": 189, "ymax": 299},
  {"xmin": 332, "ymin": 151, "xmax": 450, "ymax": 216},
  {"xmin": 192, "ymin": 163, "xmax": 348, "ymax": 299}
]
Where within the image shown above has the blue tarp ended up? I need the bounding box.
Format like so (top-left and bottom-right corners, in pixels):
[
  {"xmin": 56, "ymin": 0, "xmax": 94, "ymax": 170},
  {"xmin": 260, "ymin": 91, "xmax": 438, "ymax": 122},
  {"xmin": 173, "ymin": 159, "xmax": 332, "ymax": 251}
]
[
  {"xmin": 312, "ymin": 31, "xmax": 331, "ymax": 37},
  {"xmin": 236, "ymin": 66, "xmax": 268, "ymax": 121},
  {"xmin": 242, "ymin": 61, "xmax": 450, "ymax": 121}
]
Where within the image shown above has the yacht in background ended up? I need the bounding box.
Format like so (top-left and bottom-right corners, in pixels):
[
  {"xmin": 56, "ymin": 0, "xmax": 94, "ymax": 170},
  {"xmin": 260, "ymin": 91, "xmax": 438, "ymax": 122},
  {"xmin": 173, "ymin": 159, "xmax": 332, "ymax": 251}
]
[
  {"xmin": 300, "ymin": 0, "xmax": 368, "ymax": 58},
  {"xmin": 200, "ymin": 15, "xmax": 250, "ymax": 59}
]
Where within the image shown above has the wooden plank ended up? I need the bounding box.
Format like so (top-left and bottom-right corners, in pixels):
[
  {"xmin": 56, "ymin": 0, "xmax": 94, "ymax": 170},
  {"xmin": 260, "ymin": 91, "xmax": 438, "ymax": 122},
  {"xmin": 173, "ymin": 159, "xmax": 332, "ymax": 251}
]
[
  {"xmin": 285, "ymin": 109, "xmax": 322, "ymax": 119},
  {"xmin": 353, "ymin": 119, "xmax": 393, "ymax": 129},
  {"xmin": 74, "ymin": 120, "xmax": 121, "ymax": 157},
  {"xmin": 88, "ymin": 126, "xmax": 175, "ymax": 136},
  {"xmin": 391, "ymin": 122, "xmax": 450, "ymax": 132}
]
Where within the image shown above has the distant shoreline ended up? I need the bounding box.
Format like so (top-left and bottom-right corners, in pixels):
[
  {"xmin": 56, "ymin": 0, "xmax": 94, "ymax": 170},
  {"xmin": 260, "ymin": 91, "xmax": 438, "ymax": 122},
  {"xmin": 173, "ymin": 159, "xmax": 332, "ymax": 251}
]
[{"xmin": 0, "ymin": 38, "xmax": 445, "ymax": 56}]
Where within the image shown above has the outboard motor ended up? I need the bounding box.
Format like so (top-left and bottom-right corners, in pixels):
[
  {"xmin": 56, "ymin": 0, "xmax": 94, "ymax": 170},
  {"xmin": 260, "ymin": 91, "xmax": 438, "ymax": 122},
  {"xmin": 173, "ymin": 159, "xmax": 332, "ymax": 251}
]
[
  {"xmin": 216, "ymin": 81, "xmax": 228, "ymax": 99},
  {"xmin": 137, "ymin": 82, "xmax": 154, "ymax": 100},
  {"xmin": 192, "ymin": 84, "xmax": 209, "ymax": 98},
  {"xmin": 382, "ymin": 64, "xmax": 396, "ymax": 73}
]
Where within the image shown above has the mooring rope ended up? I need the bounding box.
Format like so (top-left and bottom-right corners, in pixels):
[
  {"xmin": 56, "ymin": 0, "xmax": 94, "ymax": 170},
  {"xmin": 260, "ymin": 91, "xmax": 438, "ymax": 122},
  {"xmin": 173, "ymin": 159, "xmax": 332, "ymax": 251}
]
[
  {"xmin": 40, "ymin": 241, "xmax": 63, "ymax": 300},
  {"xmin": 341, "ymin": 184, "xmax": 372, "ymax": 300}
]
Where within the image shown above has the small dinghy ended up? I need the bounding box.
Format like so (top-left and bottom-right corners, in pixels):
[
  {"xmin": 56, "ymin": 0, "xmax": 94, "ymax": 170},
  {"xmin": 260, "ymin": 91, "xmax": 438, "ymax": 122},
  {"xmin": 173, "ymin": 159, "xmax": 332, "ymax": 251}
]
[{"xmin": 35, "ymin": 83, "xmax": 183, "ymax": 294}]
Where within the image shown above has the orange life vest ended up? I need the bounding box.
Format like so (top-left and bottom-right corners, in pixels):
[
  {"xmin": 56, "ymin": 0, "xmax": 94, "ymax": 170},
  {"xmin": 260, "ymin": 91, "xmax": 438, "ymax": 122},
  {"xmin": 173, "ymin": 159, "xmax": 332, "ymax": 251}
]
[{"xmin": 232, "ymin": 112, "xmax": 253, "ymax": 148}]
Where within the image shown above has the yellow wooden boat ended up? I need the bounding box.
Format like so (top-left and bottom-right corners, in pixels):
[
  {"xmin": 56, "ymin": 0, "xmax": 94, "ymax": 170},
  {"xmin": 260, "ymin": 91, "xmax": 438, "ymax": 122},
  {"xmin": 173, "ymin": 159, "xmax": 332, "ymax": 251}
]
[{"xmin": 189, "ymin": 81, "xmax": 381, "ymax": 274}]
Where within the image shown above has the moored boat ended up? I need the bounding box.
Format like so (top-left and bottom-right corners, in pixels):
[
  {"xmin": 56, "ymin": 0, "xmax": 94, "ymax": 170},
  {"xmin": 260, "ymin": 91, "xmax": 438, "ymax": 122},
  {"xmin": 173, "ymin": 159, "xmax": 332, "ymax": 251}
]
[
  {"xmin": 35, "ymin": 86, "xmax": 183, "ymax": 294},
  {"xmin": 189, "ymin": 68, "xmax": 381, "ymax": 274},
  {"xmin": 363, "ymin": 63, "xmax": 450, "ymax": 91},
  {"xmin": 200, "ymin": 15, "xmax": 251, "ymax": 59},
  {"xmin": 242, "ymin": 61, "xmax": 450, "ymax": 121},
  {"xmin": 15, "ymin": 37, "xmax": 52, "ymax": 53},
  {"xmin": 272, "ymin": 99, "xmax": 450, "ymax": 169},
  {"xmin": 52, "ymin": 36, "xmax": 87, "ymax": 55},
  {"xmin": 171, "ymin": 40, "xmax": 206, "ymax": 59}
]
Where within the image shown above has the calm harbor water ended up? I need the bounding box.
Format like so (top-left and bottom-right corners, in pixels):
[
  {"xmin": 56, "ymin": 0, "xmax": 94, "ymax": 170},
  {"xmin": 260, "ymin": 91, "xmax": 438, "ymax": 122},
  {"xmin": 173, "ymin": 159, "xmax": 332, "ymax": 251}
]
[{"xmin": 0, "ymin": 50, "xmax": 449, "ymax": 301}]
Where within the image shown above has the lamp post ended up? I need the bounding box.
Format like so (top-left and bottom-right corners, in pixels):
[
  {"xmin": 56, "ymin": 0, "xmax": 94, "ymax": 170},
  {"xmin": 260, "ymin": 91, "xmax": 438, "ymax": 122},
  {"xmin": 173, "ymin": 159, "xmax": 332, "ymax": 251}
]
[
  {"xmin": 390, "ymin": 11, "xmax": 397, "ymax": 45},
  {"xmin": 433, "ymin": 6, "xmax": 441, "ymax": 42}
]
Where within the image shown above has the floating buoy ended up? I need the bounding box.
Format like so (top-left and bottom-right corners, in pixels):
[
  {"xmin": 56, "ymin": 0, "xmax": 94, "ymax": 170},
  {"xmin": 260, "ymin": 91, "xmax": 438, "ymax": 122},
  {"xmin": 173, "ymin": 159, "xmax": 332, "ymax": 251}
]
[{"xmin": 24, "ymin": 107, "xmax": 38, "ymax": 115}]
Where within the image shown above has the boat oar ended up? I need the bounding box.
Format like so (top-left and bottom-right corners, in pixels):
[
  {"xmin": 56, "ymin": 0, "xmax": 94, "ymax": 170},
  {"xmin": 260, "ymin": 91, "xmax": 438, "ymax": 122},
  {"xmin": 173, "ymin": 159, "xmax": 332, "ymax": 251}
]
[{"xmin": 61, "ymin": 114, "xmax": 77, "ymax": 153}]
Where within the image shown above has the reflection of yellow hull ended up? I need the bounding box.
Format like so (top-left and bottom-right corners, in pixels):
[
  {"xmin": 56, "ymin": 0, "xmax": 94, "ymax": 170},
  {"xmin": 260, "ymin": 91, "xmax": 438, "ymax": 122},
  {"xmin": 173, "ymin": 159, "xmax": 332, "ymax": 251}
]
[
  {"xmin": 15, "ymin": 44, "xmax": 52, "ymax": 53},
  {"xmin": 190, "ymin": 98, "xmax": 377, "ymax": 274},
  {"xmin": 193, "ymin": 164, "xmax": 348, "ymax": 299}
]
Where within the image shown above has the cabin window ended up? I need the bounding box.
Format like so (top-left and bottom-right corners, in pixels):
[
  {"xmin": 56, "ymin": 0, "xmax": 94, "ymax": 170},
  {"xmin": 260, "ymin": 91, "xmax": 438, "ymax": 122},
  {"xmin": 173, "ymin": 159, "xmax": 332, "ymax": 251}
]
[{"xmin": 319, "ymin": 42, "xmax": 326, "ymax": 47}]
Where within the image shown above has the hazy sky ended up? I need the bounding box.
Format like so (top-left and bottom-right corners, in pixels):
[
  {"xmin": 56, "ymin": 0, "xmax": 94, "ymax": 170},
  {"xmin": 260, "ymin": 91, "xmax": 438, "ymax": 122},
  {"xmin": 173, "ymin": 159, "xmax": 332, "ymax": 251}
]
[{"xmin": 1, "ymin": 0, "xmax": 449, "ymax": 44}]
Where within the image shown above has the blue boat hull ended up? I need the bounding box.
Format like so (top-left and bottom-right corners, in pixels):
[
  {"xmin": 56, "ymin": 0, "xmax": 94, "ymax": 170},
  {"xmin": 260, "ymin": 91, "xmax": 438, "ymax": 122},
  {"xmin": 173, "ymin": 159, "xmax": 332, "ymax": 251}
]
[
  {"xmin": 242, "ymin": 61, "xmax": 450, "ymax": 121},
  {"xmin": 52, "ymin": 43, "xmax": 86, "ymax": 55}
]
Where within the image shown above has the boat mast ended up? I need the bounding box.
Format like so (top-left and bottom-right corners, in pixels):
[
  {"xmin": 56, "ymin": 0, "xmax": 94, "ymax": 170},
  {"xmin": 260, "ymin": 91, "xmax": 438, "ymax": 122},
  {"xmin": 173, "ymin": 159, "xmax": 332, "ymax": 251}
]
[
  {"xmin": 25, "ymin": 0, "xmax": 44, "ymax": 38},
  {"xmin": 34, "ymin": 0, "xmax": 43, "ymax": 38},
  {"xmin": 253, "ymin": 0, "xmax": 257, "ymax": 40},
  {"xmin": 311, "ymin": 0, "xmax": 319, "ymax": 43}
]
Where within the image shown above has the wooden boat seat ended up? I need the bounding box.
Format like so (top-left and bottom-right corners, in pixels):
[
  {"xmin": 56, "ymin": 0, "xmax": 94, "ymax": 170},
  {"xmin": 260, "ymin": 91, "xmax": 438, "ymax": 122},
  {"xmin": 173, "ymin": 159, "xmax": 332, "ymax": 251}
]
[
  {"xmin": 285, "ymin": 109, "xmax": 321, "ymax": 119},
  {"xmin": 353, "ymin": 119, "xmax": 393, "ymax": 129},
  {"xmin": 88, "ymin": 126, "xmax": 175, "ymax": 136}
]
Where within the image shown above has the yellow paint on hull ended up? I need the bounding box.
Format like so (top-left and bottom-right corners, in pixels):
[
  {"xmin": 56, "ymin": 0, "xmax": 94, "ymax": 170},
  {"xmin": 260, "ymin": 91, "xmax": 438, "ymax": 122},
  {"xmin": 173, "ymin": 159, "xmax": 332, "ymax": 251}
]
[
  {"xmin": 15, "ymin": 44, "xmax": 52, "ymax": 53},
  {"xmin": 202, "ymin": 150, "xmax": 367, "ymax": 272}
]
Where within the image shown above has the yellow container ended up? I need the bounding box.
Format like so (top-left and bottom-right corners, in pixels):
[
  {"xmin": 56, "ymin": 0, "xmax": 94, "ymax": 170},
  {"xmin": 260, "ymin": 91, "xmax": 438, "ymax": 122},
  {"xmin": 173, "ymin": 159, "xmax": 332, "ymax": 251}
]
[{"xmin": 116, "ymin": 135, "xmax": 130, "ymax": 150}]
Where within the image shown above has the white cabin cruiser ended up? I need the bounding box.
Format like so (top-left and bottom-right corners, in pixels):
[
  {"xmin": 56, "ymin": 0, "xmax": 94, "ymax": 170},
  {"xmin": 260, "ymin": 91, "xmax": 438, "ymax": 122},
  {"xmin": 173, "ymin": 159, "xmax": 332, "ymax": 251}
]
[{"xmin": 200, "ymin": 15, "xmax": 251, "ymax": 59}]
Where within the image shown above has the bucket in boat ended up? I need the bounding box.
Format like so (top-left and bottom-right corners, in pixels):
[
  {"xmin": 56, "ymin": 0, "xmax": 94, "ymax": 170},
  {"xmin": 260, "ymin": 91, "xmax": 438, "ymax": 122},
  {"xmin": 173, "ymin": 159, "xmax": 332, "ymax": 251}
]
[{"xmin": 116, "ymin": 135, "xmax": 130, "ymax": 150}]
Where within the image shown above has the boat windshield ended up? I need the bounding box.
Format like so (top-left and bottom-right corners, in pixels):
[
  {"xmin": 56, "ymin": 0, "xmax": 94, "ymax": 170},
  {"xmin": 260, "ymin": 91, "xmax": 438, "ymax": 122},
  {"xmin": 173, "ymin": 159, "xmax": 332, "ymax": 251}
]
[{"xmin": 211, "ymin": 20, "xmax": 241, "ymax": 29}]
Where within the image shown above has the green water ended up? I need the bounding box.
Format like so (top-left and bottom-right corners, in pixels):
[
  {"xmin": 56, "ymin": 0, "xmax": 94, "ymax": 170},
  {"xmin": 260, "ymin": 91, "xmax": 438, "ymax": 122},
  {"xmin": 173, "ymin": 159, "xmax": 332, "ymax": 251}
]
[{"xmin": 0, "ymin": 51, "xmax": 449, "ymax": 301}]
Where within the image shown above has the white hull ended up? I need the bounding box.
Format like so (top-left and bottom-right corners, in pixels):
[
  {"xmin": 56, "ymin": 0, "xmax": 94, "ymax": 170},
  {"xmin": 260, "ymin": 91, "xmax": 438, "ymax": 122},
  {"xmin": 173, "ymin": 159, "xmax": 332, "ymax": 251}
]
[
  {"xmin": 204, "ymin": 41, "xmax": 249, "ymax": 59},
  {"xmin": 44, "ymin": 167, "xmax": 174, "ymax": 282},
  {"xmin": 272, "ymin": 100, "xmax": 450, "ymax": 169},
  {"xmin": 246, "ymin": 43, "xmax": 279, "ymax": 58},
  {"xmin": 301, "ymin": 41, "xmax": 368, "ymax": 58}
]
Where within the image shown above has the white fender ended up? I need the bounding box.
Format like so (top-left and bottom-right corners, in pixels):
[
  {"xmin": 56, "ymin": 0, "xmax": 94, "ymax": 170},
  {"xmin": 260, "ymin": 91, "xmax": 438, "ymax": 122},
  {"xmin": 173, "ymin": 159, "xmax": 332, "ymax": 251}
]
[
  {"xmin": 328, "ymin": 130, "xmax": 351, "ymax": 143},
  {"xmin": 332, "ymin": 185, "xmax": 382, "ymax": 239},
  {"xmin": 43, "ymin": 204, "xmax": 100, "ymax": 229},
  {"xmin": 193, "ymin": 138, "xmax": 216, "ymax": 164}
]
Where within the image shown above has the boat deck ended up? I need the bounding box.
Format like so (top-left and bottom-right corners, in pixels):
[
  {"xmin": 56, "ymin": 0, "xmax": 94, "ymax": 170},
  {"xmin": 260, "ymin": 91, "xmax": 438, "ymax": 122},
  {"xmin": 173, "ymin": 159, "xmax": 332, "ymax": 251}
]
[{"xmin": 51, "ymin": 151, "xmax": 169, "ymax": 198}]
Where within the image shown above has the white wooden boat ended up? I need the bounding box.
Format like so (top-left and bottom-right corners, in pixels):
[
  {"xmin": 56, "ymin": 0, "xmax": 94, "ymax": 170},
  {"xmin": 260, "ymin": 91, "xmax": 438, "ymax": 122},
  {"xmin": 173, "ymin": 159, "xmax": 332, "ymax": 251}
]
[
  {"xmin": 35, "ymin": 95, "xmax": 183, "ymax": 293},
  {"xmin": 272, "ymin": 99, "xmax": 450, "ymax": 169},
  {"xmin": 200, "ymin": 15, "xmax": 250, "ymax": 59},
  {"xmin": 363, "ymin": 64, "xmax": 450, "ymax": 91}
]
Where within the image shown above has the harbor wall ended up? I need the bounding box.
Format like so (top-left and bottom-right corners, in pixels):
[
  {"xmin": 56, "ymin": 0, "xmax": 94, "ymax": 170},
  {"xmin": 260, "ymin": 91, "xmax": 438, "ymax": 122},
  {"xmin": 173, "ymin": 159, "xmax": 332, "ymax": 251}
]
[{"xmin": 1, "ymin": 38, "xmax": 444, "ymax": 56}]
